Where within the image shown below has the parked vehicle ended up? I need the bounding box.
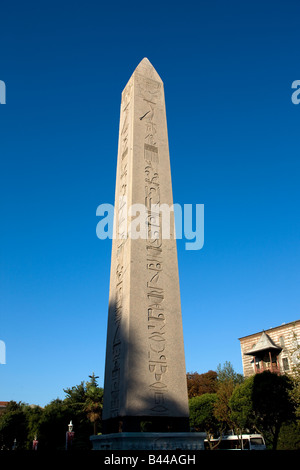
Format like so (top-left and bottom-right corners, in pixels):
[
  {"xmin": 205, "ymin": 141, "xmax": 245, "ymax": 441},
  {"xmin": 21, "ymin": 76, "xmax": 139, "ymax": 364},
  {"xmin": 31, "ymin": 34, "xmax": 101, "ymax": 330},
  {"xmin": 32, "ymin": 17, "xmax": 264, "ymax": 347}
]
[{"xmin": 204, "ymin": 434, "xmax": 266, "ymax": 450}]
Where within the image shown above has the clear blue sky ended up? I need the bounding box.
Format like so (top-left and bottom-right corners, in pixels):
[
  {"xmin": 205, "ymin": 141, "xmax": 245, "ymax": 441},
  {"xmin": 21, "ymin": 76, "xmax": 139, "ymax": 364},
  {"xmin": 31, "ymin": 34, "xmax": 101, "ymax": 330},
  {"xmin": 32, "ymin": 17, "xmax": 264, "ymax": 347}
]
[{"xmin": 1, "ymin": 0, "xmax": 299, "ymax": 406}]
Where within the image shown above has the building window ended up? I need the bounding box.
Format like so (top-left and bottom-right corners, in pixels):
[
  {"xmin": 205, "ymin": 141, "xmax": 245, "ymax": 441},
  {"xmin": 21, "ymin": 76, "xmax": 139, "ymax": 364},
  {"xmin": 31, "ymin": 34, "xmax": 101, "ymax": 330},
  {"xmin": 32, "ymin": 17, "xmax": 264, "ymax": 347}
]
[
  {"xmin": 279, "ymin": 336, "xmax": 285, "ymax": 347},
  {"xmin": 282, "ymin": 357, "xmax": 289, "ymax": 371}
]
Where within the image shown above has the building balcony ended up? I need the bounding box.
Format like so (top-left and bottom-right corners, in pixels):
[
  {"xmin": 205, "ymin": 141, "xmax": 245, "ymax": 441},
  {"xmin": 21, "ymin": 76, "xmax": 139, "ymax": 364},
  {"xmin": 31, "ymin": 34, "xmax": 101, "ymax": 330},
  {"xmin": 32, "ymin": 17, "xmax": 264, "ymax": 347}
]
[{"xmin": 254, "ymin": 363, "xmax": 281, "ymax": 375}]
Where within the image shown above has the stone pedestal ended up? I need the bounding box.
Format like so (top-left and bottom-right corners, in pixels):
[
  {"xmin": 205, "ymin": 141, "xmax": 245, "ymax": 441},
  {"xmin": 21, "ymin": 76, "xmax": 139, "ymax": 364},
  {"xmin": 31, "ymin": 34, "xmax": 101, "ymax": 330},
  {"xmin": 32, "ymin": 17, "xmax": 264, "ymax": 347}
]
[{"xmin": 90, "ymin": 432, "xmax": 206, "ymax": 451}]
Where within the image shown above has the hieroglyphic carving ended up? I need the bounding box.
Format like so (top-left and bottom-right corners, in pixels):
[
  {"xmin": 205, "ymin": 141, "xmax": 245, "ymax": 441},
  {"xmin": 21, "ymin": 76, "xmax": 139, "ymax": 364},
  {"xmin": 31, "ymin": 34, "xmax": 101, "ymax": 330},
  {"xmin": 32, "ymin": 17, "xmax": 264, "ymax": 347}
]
[
  {"xmin": 146, "ymin": 190, "xmax": 167, "ymax": 414},
  {"xmin": 110, "ymin": 79, "xmax": 132, "ymax": 417},
  {"xmin": 138, "ymin": 73, "xmax": 168, "ymax": 414}
]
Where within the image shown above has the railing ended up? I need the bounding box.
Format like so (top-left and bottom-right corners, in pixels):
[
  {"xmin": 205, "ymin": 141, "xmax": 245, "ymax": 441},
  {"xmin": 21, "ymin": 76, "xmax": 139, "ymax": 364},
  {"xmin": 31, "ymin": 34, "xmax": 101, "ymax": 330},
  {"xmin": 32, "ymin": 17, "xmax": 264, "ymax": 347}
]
[{"xmin": 255, "ymin": 364, "xmax": 281, "ymax": 374}]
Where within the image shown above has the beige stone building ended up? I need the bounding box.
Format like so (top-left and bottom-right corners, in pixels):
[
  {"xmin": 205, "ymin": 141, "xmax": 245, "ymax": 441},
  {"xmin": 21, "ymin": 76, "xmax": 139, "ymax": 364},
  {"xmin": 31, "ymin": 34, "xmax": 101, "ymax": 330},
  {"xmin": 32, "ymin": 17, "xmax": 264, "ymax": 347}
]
[{"xmin": 239, "ymin": 320, "xmax": 300, "ymax": 378}]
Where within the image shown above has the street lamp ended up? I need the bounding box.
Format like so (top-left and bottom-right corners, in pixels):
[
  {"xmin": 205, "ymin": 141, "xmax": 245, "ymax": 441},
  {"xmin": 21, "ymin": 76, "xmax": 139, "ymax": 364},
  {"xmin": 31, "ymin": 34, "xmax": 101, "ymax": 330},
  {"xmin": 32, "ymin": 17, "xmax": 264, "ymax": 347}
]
[
  {"xmin": 32, "ymin": 435, "xmax": 38, "ymax": 451},
  {"xmin": 66, "ymin": 420, "xmax": 75, "ymax": 450}
]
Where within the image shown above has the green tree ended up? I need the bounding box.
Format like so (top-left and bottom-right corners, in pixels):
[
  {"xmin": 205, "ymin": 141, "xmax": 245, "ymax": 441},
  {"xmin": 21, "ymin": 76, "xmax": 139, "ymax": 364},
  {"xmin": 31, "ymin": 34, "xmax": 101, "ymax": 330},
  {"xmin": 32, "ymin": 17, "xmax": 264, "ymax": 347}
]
[
  {"xmin": 0, "ymin": 402, "xmax": 28, "ymax": 450},
  {"xmin": 84, "ymin": 373, "xmax": 103, "ymax": 435},
  {"xmin": 189, "ymin": 393, "xmax": 219, "ymax": 448},
  {"xmin": 0, "ymin": 374, "xmax": 104, "ymax": 450},
  {"xmin": 252, "ymin": 371, "xmax": 295, "ymax": 450},
  {"xmin": 63, "ymin": 373, "xmax": 104, "ymax": 445},
  {"xmin": 213, "ymin": 380, "xmax": 236, "ymax": 433},
  {"xmin": 289, "ymin": 357, "xmax": 300, "ymax": 421},
  {"xmin": 216, "ymin": 361, "xmax": 244, "ymax": 385},
  {"xmin": 25, "ymin": 405, "xmax": 43, "ymax": 449},
  {"xmin": 277, "ymin": 421, "xmax": 300, "ymax": 450},
  {"xmin": 229, "ymin": 376, "xmax": 256, "ymax": 436},
  {"xmin": 63, "ymin": 381, "xmax": 87, "ymax": 406},
  {"xmin": 229, "ymin": 371, "xmax": 296, "ymax": 450},
  {"xmin": 213, "ymin": 362, "xmax": 243, "ymax": 433},
  {"xmin": 37, "ymin": 399, "xmax": 72, "ymax": 450}
]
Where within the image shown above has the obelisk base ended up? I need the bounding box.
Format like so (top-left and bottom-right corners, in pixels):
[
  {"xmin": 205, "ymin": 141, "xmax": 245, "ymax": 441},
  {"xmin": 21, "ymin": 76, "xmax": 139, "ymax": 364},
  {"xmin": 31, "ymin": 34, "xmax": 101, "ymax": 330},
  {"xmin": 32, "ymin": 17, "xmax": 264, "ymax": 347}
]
[
  {"xmin": 102, "ymin": 416, "xmax": 190, "ymax": 434},
  {"xmin": 90, "ymin": 432, "xmax": 206, "ymax": 451}
]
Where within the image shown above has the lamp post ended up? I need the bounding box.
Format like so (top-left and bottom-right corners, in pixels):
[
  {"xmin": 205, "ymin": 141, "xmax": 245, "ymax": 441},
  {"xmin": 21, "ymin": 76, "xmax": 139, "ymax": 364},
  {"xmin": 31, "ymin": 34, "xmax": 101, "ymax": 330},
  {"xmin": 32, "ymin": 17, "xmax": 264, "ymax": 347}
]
[
  {"xmin": 32, "ymin": 435, "xmax": 38, "ymax": 451},
  {"xmin": 66, "ymin": 420, "xmax": 75, "ymax": 450}
]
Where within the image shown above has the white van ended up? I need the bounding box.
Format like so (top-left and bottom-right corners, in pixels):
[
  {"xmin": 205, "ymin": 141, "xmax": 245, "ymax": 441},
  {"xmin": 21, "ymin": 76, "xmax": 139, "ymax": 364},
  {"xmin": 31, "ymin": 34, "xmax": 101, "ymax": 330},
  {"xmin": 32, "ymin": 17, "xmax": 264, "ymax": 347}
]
[{"xmin": 205, "ymin": 433, "xmax": 266, "ymax": 450}]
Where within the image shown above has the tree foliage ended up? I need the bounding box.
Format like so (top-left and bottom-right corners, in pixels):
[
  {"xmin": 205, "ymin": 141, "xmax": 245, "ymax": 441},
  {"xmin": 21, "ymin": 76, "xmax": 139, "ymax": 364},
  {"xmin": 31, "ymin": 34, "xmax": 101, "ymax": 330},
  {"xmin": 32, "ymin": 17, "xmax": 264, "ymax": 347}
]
[
  {"xmin": 213, "ymin": 362, "xmax": 244, "ymax": 432},
  {"xmin": 188, "ymin": 362, "xmax": 300, "ymax": 450},
  {"xmin": 2, "ymin": 364, "xmax": 299, "ymax": 450},
  {"xmin": 84, "ymin": 373, "xmax": 104, "ymax": 435},
  {"xmin": 0, "ymin": 402, "xmax": 28, "ymax": 450},
  {"xmin": 0, "ymin": 374, "xmax": 103, "ymax": 450},
  {"xmin": 229, "ymin": 371, "xmax": 296, "ymax": 450},
  {"xmin": 189, "ymin": 394, "xmax": 219, "ymax": 448},
  {"xmin": 229, "ymin": 375, "xmax": 255, "ymax": 433},
  {"xmin": 213, "ymin": 379, "xmax": 236, "ymax": 432},
  {"xmin": 252, "ymin": 371, "xmax": 295, "ymax": 450},
  {"xmin": 186, "ymin": 370, "xmax": 217, "ymax": 398},
  {"xmin": 216, "ymin": 361, "xmax": 244, "ymax": 385}
]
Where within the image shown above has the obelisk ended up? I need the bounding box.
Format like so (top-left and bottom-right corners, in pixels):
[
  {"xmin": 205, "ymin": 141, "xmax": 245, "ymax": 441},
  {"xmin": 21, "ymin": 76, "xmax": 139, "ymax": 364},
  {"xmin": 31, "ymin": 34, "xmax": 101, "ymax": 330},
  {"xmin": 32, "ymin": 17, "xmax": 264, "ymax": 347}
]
[{"xmin": 102, "ymin": 58, "xmax": 189, "ymax": 434}]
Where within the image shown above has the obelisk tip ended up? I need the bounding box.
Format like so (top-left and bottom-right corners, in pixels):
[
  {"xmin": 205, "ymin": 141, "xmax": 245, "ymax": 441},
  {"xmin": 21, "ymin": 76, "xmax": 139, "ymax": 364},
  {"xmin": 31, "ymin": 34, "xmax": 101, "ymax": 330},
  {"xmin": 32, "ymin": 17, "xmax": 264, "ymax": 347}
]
[{"xmin": 134, "ymin": 57, "xmax": 163, "ymax": 82}]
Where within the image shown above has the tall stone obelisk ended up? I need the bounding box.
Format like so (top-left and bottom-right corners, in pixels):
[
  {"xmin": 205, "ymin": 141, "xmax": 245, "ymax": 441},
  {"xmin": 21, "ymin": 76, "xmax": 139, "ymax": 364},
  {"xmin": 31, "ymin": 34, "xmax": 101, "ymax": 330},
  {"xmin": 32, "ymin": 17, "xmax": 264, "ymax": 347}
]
[{"xmin": 102, "ymin": 58, "xmax": 189, "ymax": 434}]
